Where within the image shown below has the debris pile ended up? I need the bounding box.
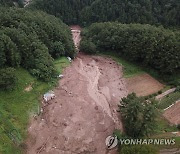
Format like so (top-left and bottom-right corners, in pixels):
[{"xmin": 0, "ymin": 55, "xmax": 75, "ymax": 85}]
[
  {"xmin": 67, "ymin": 57, "xmax": 72, "ymax": 62},
  {"xmin": 43, "ymin": 91, "xmax": 55, "ymax": 102}
]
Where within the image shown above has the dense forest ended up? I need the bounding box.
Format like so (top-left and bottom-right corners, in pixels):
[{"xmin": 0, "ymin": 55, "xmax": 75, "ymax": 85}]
[
  {"xmin": 0, "ymin": 0, "xmax": 15, "ymax": 6},
  {"xmin": 29, "ymin": 0, "xmax": 180, "ymax": 27},
  {"xmin": 80, "ymin": 0, "xmax": 180, "ymax": 27},
  {"xmin": 0, "ymin": 0, "xmax": 179, "ymax": 89},
  {"xmin": 29, "ymin": 0, "xmax": 95, "ymax": 25},
  {"xmin": 0, "ymin": 0, "xmax": 23, "ymax": 7},
  {"xmin": 0, "ymin": 7, "xmax": 75, "ymax": 89},
  {"xmin": 80, "ymin": 22, "xmax": 180, "ymax": 75}
]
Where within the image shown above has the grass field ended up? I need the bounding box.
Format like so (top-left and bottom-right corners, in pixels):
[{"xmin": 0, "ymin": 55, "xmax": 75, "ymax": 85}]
[
  {"xmin": 0, "ymin": 57, "xmax": 70, "ymax": 154},
  {"xmin": 158, "ymin": 91, "xmax": 180, "ymax": 110},
  {"xmin": 54, "ymin": 57, "xmax": 70, "ymax": 74},
  {"xmin": 154, "ymin": 115, "xmax": 178, "ymax": 133}
]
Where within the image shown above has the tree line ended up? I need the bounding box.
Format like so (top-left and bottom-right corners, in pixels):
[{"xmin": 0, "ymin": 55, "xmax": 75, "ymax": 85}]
[
  {"xmin": 0, "ymin": 7, "xmax": 75, "ymax": 89},
  {"xmin": 0, "ymin": 0, "xmax": 24, "ymax": 7},
  {"xmin": 0, "ymin": 0, "xmax": 15, "ymax": 6},
  {"xmin": 28, "ymin": 0, "xmax": 180, "ymax": 27},
  {"xmin": 80, "ymin": 0, "xmax": 180, "ymax": 27},
  {"xmin": 80, "ymin": 22, "xmax": 180, "ymax": 74},
  {"xmin": 28, "ymin": 0, "xmax": 95, "ymax": 25}
]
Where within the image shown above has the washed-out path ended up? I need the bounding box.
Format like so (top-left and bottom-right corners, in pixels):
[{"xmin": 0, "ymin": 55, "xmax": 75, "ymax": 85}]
[{"xmin": 27, "ymin": 26, "xmax": 128, "ymax": 154}]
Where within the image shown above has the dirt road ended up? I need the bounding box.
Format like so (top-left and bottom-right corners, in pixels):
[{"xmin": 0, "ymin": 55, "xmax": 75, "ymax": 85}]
[{"xmin": 27, "ymin": 27, "xmax": 128, "ymax": 154}]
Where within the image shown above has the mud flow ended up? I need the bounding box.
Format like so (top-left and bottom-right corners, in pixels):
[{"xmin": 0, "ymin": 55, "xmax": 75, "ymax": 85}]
[{"xmin": 27, "ymin": 26, "xmax": 128, "ymax": 154}]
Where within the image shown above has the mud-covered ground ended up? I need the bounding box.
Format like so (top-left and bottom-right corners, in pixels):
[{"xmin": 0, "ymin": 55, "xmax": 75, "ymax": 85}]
[
  {"xmin": 163, "ymin": 101, "xmax": 180, "ymax": 125},
  {"xmin": 27, "ymin": 27, "xmax": 128, "ymax": 154},
  {"xmin": 27, "ymin": 53, "xmax": 128, "ymax": 154}
]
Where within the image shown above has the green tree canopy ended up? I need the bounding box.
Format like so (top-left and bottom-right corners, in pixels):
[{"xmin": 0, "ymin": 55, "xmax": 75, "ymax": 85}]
[
  {"xmin": 119, "ymin": 93, "xmax": 157, "ymax": 138},
  {"xmin": 0, "ymin": 68, "xmax": 17, "ymax": 90},
  {"xmin": 81, "ymin": 23, "xmax": 180, "ymax": 74},
  {"xmin": 0, "ymin": 7, "xmax": 75, "ymax": 81},
  {"xmin": 28, "ymin": 0, "xmax": 180, "ymax": 27}
]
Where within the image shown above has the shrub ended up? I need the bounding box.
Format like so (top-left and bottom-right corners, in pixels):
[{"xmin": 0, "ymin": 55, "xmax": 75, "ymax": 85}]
[
  {"xmin": 0, "ymin": 68, "xmax": 17, "ymax": 90},
  {"xmin": 175, "ymin": 86, "xmax": 180, "ymax": 92},
  {"xmin": 158, "ymin": 90, "xmax": 162, "ymax": 94},
  {"xmin": 113, "ymin": 129, "xmax": 123, "ymax": 140},
  {"xmin": 177, "ymin": 124, "xmax": 180, "ymax": 130}
]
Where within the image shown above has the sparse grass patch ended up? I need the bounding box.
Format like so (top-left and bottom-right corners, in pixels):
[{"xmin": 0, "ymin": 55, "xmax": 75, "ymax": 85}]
[
  {"xmin": 54, "ymin": 57, "xmax": 70, "ymax": 74},
  {"xmin": 97, "ymin": 51, "xmax": 180, "ymax": 86},
  {"xmin": 154, "ymin": 115, "xmax": 178, "ymax": 134},
  {"xmin": 158, "ymin": 92, "xmax": 180, "ymax": 110},
  {"xmin": 98, "ymin": 51, "xmax": 145, "ymax": 78}
]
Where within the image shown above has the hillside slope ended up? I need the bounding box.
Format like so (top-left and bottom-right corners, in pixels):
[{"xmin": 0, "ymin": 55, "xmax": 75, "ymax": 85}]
[
  {"xmin": 0, "ymin": 7, "xmax": 75, "ymax": 85},
  {"xmin": 0, "ymin": 57, "xmax": 70, "ymax": 154}
]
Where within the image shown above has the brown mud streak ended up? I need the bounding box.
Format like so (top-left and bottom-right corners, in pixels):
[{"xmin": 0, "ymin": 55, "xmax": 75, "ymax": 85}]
[{"xmin": 26, "ymin": 26, "xmax": 128, "ymax": 154}]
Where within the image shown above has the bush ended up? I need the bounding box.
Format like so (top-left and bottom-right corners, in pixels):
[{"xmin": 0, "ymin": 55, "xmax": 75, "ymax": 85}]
[
  {"xmin": 177, "ymin": 124, "xmax": 180, "ymax": 130},
  {"xmin": 80, "ymin": 39, "xmax": 97, "ymax": 54},
  {"xmin": 0, "ymin": 68, "xmax": 17, "ymax": 90},
  {"xmin": 158, "ymin": 90, "xmax": 162, "ymax": 94},
  {"xmin": 175, "ymin": 86, "xmax": 180, "ymax": 92},
  {"xmin": 113, "ymin": 129, "xmax": 123, "ymax": 140}
]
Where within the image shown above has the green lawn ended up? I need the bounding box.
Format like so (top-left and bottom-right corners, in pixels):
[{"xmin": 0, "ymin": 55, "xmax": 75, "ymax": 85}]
[
  {"xmin": 54, "ymin": 57, "xmax": 70, "ymax": 74},
  {"xmin": 158, "ymin": 91, "xmax": 180, "ymax": 110},
  {"xmin": 154, "ymin": 115, "xmax": 178, "ymax": 134},
  {"xmin": 0, "ymin": 57, "xmax": 70, "ymax": 154},
  {"xmin": 98, "ymin": 51, "xmax": 145, "ymax": 78}
]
